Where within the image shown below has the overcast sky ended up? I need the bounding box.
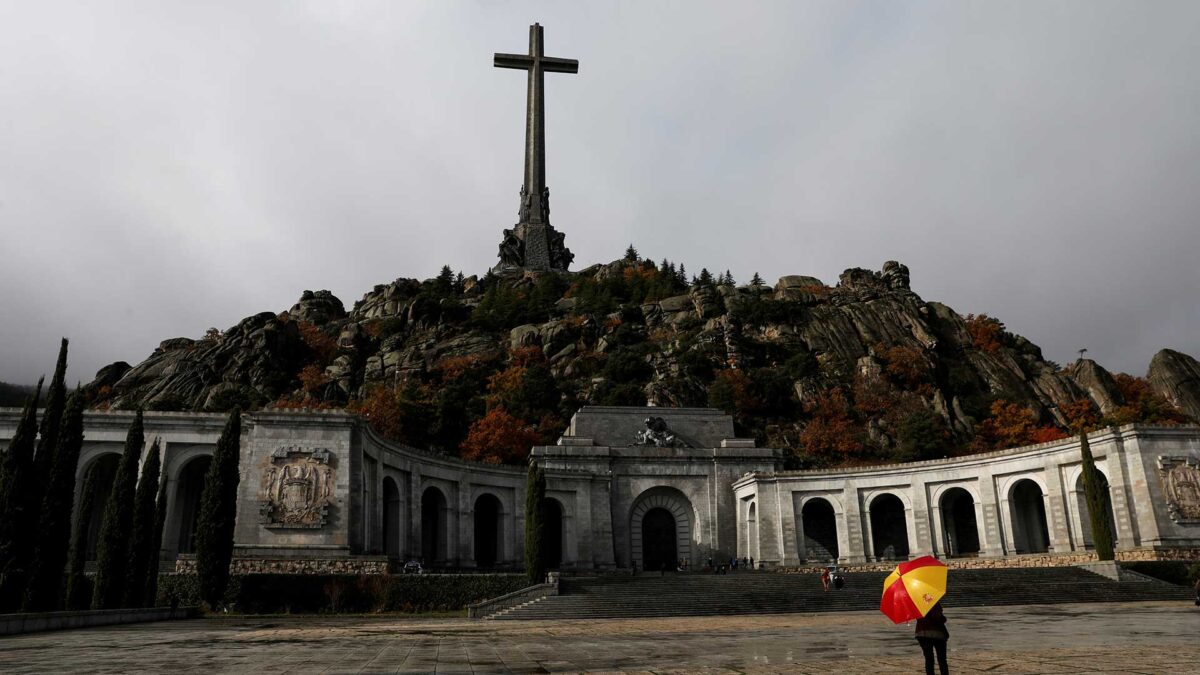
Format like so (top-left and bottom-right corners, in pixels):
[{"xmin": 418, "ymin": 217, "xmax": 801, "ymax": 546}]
[{"xmin": 1, "ymin": 1, "xmax": 1198, "ymax": 386}]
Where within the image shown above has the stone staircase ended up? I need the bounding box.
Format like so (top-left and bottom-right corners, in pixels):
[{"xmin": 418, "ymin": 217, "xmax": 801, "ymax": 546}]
[{"xmin": 490, "ymin": 567, "xmax": 1192, "ymax": 620}]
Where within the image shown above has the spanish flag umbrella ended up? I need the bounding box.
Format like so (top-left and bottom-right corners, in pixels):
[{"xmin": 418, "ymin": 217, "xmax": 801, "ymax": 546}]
[{"xmin": 880, "ymin": 555, "xmax": 947, "ymax": 624}]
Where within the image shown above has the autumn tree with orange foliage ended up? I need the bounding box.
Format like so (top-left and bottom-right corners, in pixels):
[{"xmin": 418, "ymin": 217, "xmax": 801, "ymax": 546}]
[
  {"xmin": 297, "ymin": 321, "xmax": 338, "ymax": 366},
  {"xmin": 1104, "ymin": 373, "xmax": 1191, "ymax": 427},
  {"xmin": 964, "ymin": 314, "xmax": 1005, "ymax": 354},
  {"xmin": 875, "ymin": 344, "xmax": 932, "ymax": 389},
  {"xmin": 974, "ymin": 400, "xmax": 1065, "ymax": 451},
  {"xmin": 798, "ymin": 388, "xmax": 866, "ymax": 464},
  {"xmin": 461, "ymin": 407, "xmax": 542, "ymax": 464},
  {"xmin": 1060, "ymin": 399, "xmax": 1100, "ymax": 433},
  {"xmin": 298, "ymin": 364, "xmax": 332, "ymax": 395}
]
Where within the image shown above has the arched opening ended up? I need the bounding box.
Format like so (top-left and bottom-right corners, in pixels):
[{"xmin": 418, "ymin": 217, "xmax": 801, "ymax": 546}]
[
  {"xmin": 82, "ymin": 454, "xmax": 121, "ymax": 561},
  {"xmin": 174, "ymin": 456, "xmax": 212, "ymax": 555},
  {"xmin": 642, "ymin": 508, "xmax": 677, "ymax": 572},
  {"xmin": 473, "ymin": 493, "xmax": 502, "ymax": 568},
  {"xmin": 382, "ymin": 477, "xmax": 400, "ymax": 559},
  {"xmin": 1075, "ymin": 472, "xmax": 1117, "ymax": 548},
  {"xmin": 869, "ymin": 494, "xmax": 909, "ymax": 561},
  {"xmin": 420, "ymin": 486, "xmax": 448, "ymax": 564},
  {"xmin": 746, "ymin": 502, "xmax": 758, "ymax": 561},
  {"xmin": 801, "ymin": 498, "xmax": 839, "ymax": 562},
  {"xmin": 543, "ymin": 498, "xmax": 564, "ymax": 569},
  {"xmin": 1010, "ymin": 479, "xmax": 1050, "ymax": 553},
  {"xmin": 629, "ymin": 487, "xmax": 694, "ymax": 571},
  {"xmin": 940, "ymin": 488, "xmax": 980, "ymax": 557}
]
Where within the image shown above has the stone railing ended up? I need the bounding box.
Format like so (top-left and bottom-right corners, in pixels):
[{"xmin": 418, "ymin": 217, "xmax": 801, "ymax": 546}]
[
  {"xmin": 174, "ymin": 555, "xmax": 390, "ymax": 575},
  {"xmin": 468, "ymin": 578, "xmax": 559, "ymax": 619},
  {"xmin": 777, "ymin": 548, "xmax": 1200, "ymax": 574},
  {"xmin": 0, "ymin": 606, "xmax": 198, "ymax": 636}
]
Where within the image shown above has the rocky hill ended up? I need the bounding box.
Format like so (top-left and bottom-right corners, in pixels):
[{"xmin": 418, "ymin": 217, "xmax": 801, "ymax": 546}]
[{"xmin": 83, "ymin": 257, "xmax": 1199, "ymax": 466}]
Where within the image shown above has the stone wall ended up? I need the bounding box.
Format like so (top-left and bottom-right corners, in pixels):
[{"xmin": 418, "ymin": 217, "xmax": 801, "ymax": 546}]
[
  {"xmin": 175, "ymin": 556, "xmax": 390, "ymax": 575},
  {"xmin": 776, "ymin": 548, "xmax": 1200, "ymax": 574}
]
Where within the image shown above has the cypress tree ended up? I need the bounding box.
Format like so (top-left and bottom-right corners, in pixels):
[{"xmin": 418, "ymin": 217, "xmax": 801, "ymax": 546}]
[
  {"xmin": 92, "ymin": 410, "xmax": 145, "ymax": 609},
  {"xmin": 65, "ymin": 467, "xmax": 101, "ymax": 610},
  {"xmin": 0, "ymin": 379, "xmax": 43, "ymax": 612},
  {"xmin": 23, "ymin": 388, "xmax": 85, "ymax": 612},
  {"xmin": 194, "ymin": 409, "xmax": 242, "ymax": 608},
  {"xmin": 123, "ymin": 438, "xmax": 162, "ymax": 608},
  {"xmin": 33, "ymin": 339, "xmax": 69, "ymax": 487},
  {"xmin": 1079, "ymin": 432, "xmax": 1116, "ymax": 561},
  {"xmin": 144, "ymin": 462, "xmax": 169, "ymax": 607},
  {"xmin": 524, "ymin": 462, "xmax": 547, "ymax": 584}
]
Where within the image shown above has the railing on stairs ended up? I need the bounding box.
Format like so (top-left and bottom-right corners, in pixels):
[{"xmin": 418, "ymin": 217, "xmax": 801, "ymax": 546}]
[{"xmin": 468, "ymin": 575, "xmax": 560, "ymax": 619}]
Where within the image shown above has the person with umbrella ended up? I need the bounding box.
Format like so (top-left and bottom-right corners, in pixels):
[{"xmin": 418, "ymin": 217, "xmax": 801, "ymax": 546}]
[{"xmin": 879, "ymin": 555, "xmax": 950, "ymax": 675}]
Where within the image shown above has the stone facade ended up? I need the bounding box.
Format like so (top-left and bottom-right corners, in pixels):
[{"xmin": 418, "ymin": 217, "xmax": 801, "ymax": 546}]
[{"xmin": 1, "ymin": 407, "xmax": 1198, "ymax": 574}]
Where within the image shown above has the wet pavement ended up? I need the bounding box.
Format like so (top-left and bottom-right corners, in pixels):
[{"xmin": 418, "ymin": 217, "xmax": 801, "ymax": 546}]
[{"xmin": 1, "ymin": 601, "xmax": 1197, "ymax": 673}]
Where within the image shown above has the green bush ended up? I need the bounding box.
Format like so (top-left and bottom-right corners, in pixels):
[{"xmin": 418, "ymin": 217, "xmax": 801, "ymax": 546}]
[
  {"xmin": 1119, "ymin": 561, "xmax": 1200, "ymax": 586},
  {"xmin": 155, "ymin": 573, "xmax": 527, "ymax": 614}
]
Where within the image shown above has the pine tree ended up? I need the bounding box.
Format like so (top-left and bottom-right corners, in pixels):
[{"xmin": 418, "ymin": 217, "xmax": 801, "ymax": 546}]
[
  {"xmin": 194, "ymin": 409, "xmax": 243, "ymax": 608},
  {"xmin": 0, "ymin": 379, "xmax": 43, "ymax": 612},
  {"xmin": 1079, "ymin": 432, "xmax": 1115, "ymax": 561},
  {"xmin": 434, "ymin": 265, "xmax": 455, "ymax": 295},
  {"xmin": 697, "ymin": 268, "xmax": 714, "ymax": 287},
  {"xmin": 123, "ymin": 438, "xmax": 162, "ymax": 608},
  {"xmin": 65, "ymin": 466, "xmax": 100, "ymax": 610},
  {"xmin": 677, "ymin": 264, "xmax": 688, "ymax": 287},
  {"xmin": 23, "ymin": 388, "xmax": 85, "ymax": 612},
  {"xmin": 750, "ymin": 272, "xmax": 765, "ymax": 289},
  {"xmin": 524, "ymin": 462, "xmax": 547, "ymax": 584},
  {"xmin": 624, "ymin": 244, "xmax": 639, "ymax": 262},
  {"xmin": 722, "ymin": 270, "xmax": 734, "ymax": 286},
  {"xmin": 92, "ymin": 410, "xmax": 144, "ymax": 609},
  {"xmin": 144, "ymin": 461, "xmax": 169, "ymax": 607},
  {"xmin": 33, "ymin": 339, "xmax": 68, "ymax": 487}
]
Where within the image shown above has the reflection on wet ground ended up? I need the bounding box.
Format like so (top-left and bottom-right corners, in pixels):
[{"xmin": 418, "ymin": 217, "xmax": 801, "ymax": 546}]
[{"xmin": 0, "ymin": 600, "xmax": 1198, "ymax": 673}]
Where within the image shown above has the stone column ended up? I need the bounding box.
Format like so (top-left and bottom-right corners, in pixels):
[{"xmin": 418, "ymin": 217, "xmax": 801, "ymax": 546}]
[
  {"xmin": 929, "ymin": 501, "xmax": 946, "ymax": 557},
  {"xmin": 909, "ymin": 482, "xmax": 933, "ymax": 557},
  {"xmin": 1043, "ymin": 462, "xmax": 1072, "ymax": 552},
  {"xmin": 999, "ymin": 493, "xmax": 1017, "ymax": 555},
  {"xmin": 456, "ymin": 479, "xmax": 473, "ymax": 568},
  {"xmin": 408, "ymin": 472, "xmax": 422, "ymax": 561},
  {"xmin": 842, "ymin": 482, "xmax": 866, "ymax": 563},
  {"xmin": 776, "ymin": 488, "xmax": 800, "ymax": 567},
  {"xmin": 1102, "ymin": 434, "xmax": 1138, "ymax": 548},
  {"xmin": 976, "ymin": 473, "xmax": 1002, "ymax": 556}
]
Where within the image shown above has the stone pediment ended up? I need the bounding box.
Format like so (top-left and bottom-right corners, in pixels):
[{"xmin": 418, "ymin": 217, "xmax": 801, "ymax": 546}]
[{"xmin": 563, "ymin": 406, "xmax": 735, "ymax": 449}]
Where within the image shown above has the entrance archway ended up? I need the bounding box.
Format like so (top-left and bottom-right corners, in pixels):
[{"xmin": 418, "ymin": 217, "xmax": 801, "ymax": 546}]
[
  {"xmin": 382, "ymin": 477, "xmax": 400, "ymax": 559},
  {"xmin": 543, "ymin": 498, "xmax": 564, "ymax": 569},
  {"xmin": 473, "ymin": 493, "xmax": 502, "ymax": 568},
  {"xmin": 629, "ymin": 487, "xmax": 693, "ymax": 571},
  {"xmin": 174, "ymin": 456, "xmax": 211, "ymax": 555},
  {"xmin": 1075, "ymin": 472, "xmax": 1117, "ymax": 548},
  {"xmin": 800, "ymin": 498, "xmax": 839, "ymax": 562},
  {"xmin": 940, "ymin": 488, "xmax": 980, "ymax": 557},
  {"xmin": 421, "ymin": 486, "xmax": 448, "ymax": 564},
  {"xmin": 642, "ymin": 508, "xmax": 677, "ymax": 572},
  {"xmin": 869, "ymin": 494, "xmax": 909, "ymax": 561},
  {"xmin": 1010, "ymin": 479, "xmax": 1050, "ymax": 553}
]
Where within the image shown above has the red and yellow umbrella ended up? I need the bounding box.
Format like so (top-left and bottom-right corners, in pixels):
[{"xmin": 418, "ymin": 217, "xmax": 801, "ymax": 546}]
[{"xmin": 880, "ymin": 555, "xmax": 947, "ymax": 624}]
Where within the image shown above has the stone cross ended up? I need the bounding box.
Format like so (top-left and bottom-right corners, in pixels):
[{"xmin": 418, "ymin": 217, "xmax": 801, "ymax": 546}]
[{"xmin": 495, "ymin": 23, "xmax": 578, "ymax": 229}]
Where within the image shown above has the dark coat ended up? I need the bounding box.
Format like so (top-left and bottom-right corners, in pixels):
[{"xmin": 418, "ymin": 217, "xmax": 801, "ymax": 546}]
[{"xmin": 915, "ymin": 603, "xmax": 948, "ymax": 640}]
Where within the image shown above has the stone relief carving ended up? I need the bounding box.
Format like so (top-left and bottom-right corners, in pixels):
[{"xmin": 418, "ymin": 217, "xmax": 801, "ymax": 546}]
[
  {"xmin": 1158, "ymin": 455, "xmax": 1200, "ymax": 523},
  {"xmin": 260, "ymin": 446, "xmax": 335, "ymax": 529},
  {"xmin": 634, "ymin": 416, "xmax": 686, "ymax": 448}
]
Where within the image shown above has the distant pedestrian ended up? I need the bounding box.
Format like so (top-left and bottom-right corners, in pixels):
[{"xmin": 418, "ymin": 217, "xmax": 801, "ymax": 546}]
[
  {"xmin": 821, "ymin": 567, "xmax": 831, "ymax": 592},
  {"xmin": 749, "ymin": 556, "xmax": 755, "ymax": 570},
  {"xmin": 914, "ymin": 601, "xmax": 949, "ymax": 675}
]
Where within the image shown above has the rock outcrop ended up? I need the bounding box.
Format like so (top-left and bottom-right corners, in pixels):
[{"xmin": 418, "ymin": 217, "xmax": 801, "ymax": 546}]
[{"xmin": 1148, "ymin": 349, "xmax": 1200, "ymax": 422}]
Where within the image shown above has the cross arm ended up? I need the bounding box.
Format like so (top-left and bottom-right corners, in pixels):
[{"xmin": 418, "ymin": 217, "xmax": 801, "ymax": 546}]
[
  {"xmin": 495, "ymin": 53, "xmax": 534, "ymax": 70},
  {"xmin": 541, "ymin": 57, "xmax": 578, "ymax": 74}
]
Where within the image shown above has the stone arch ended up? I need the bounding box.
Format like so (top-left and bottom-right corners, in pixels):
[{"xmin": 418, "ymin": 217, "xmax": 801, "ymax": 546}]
[
  {"xmin": 420, "ymin": 486, "xmax": 449, "ymax": 564},
  {"xmin": 173, "ymin": 455, "xmax": 212, "ymax": 555},
  {"xmin": 869, "ymin": 493, "xmax": 909, "ymax": 561},
  {"xmin": 800, "ymin": 497, "xmax": 840, "ymax": 562},
  {"xmin": 629, "ymin": 487, "xmax": 694, "ymax": 571},
  {"xmin": 382, "ymin": 476, "xmax": 401, "ymax": 559},
  {"xmin": 78, "ymin": 453, "xmax": 121, "ymax": 561},
  {"xmin": 543, "ymin": 497, "xmax": 564, "ymax": 569},
  {"xmin": 939, "ymin": 487, "xmax": 980, "ymax": 557},
  {"xmin": 473, "ymin": 493, "xmax": 503, "ymax": 568},
  {"xmin": 1010, "ymin": 478, "xmax": 1050, "ymax": 553},
  {"xmin": 1074, "ymin": 469, "xmax": 1117, "ymax": 549}
]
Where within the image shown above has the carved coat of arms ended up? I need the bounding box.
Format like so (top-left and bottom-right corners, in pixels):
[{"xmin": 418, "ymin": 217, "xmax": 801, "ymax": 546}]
[
  {"xmin": 260, "ymin": 447, "xmax": 335, "ymax": 529},
  {"xmin": 1158, "ymin": 456, "xmax": 1200, "ymax": 523}
]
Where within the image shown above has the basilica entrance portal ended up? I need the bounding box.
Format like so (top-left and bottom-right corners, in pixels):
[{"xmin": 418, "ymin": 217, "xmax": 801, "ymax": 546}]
[
  {"xmin": 629, "ymin": 487, "xmax": 693, "ymax": 571},
  {"xmin": 641, "ymin": 508, "xmax": 678, "ymax": 572}
]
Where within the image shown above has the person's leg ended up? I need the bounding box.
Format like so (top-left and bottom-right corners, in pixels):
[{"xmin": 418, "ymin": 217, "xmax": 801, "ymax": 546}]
[
  {"xmin": 917, "ymin": 638, "xmax": 935, "ymax": 675},
  {"xmin": 934, "ymin": 639, "xmax": 948, "ymax": 675}
]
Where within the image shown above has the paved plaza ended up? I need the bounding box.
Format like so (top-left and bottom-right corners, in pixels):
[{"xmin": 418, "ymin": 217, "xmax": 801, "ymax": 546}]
[{"xmin": 1, "ymin": 601, "xmax": 1198, "ymax": 673}]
